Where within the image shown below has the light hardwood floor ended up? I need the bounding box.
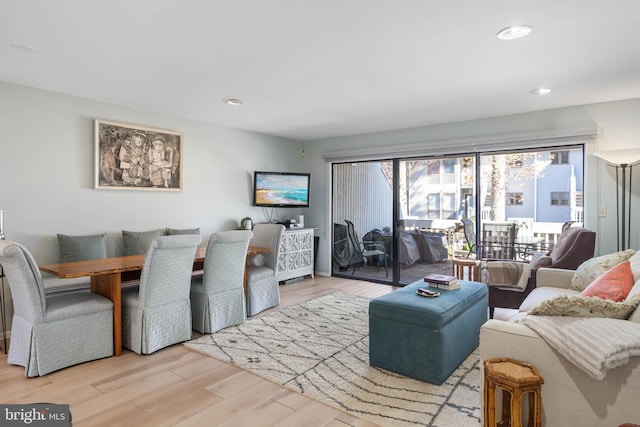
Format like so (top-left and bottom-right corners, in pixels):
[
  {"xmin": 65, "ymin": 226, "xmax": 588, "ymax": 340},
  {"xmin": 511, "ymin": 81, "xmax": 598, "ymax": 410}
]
[{"xmin": 0, "ymin": 276, "xmax": 399, "ymax": 426}]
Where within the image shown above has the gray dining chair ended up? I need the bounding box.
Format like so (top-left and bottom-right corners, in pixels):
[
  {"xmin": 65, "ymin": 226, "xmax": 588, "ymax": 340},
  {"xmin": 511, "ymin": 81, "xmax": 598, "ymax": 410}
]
[
  {"xmin": 0, "ymin": 240, "xmax": 114, "ymax": 377},
  {"xmin": 190, "ymin": 230, "xmax": 252, "ymax": 333},
  {"xmin": 121, "ymin": 234, "xmax": 201, "ymax": 354},
  {"xmin": 245, "ymin": 224, "xmax": 285, "ymax": 316}
]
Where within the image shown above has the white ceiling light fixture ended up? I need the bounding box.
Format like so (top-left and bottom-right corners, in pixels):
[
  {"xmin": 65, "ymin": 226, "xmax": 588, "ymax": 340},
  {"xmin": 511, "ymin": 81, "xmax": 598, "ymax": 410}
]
[
  {"xmin": 223, "ymin": 98, "xmax": 243, "ymax": 106},
  {"xmin": 496, "ymin": 25, "xmax": 532, "ymax": 41},
  {"xmin": 10, "ymin": 42, "xmax": 37, "ymax": 53},
  {"xmin": 529, "ymin": 87, "xmax": 552, "ymax": 95}
]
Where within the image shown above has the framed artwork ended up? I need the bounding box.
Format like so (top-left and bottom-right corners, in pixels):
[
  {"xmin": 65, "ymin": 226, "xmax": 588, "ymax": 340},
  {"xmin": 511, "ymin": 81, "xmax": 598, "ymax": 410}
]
[{"xmin": 94, "ymin": 119, "xmax": 183, "ymax": 191}]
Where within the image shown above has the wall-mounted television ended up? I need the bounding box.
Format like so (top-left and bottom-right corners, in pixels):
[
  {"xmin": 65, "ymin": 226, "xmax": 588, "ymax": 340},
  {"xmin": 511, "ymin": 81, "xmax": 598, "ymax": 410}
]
[{"xmin": 253, "ymin": 171, "xmax": 310, "ymax": 207}]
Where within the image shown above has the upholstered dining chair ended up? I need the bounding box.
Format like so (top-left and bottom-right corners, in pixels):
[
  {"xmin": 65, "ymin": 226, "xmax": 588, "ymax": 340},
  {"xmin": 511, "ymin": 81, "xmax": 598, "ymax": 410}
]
[
  {"xmin": 190, "ymin": 230, "xmax": 252, "ymax": 333},
  {"xmin": 245, "ymin": 223, "xmax": 285, "ymax": 316},
  {"xmin": 487, "ymin": 226, "xmax": 596, "ymax": 317},
  {"xmin": 121, "ymin": 234, "xmax": 201, "ymax": 354},
  {"xmin": 0, "ymin": 240, "xmax": 114, "ymax": 377}
]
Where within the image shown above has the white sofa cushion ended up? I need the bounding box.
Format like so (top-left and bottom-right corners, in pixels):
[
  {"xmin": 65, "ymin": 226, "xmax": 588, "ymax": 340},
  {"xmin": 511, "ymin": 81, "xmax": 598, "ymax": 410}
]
[{"xmin": 519, "ymin": 286, "xmax": 579, "ymax": 313}]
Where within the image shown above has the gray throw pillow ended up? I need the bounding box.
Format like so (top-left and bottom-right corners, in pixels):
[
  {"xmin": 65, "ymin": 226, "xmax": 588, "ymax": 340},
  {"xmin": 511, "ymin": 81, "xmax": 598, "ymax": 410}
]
[
  {"xmin": 57, "ymin": 233, "xmax": 107, "ymax": 262},
  {"xmin": 122, "ymin": 229, "xmax": 166, "ymax": 255},
  {"xmin": 166, "ymin": 227, "xmax": 200, "ymax": 235}
]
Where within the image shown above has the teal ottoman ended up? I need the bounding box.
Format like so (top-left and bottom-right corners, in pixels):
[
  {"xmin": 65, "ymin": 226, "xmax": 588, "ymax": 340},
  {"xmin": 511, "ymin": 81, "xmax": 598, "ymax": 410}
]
[{"xmin": 369, "ymin": 280, "xmax": 487, "ymax": 384}]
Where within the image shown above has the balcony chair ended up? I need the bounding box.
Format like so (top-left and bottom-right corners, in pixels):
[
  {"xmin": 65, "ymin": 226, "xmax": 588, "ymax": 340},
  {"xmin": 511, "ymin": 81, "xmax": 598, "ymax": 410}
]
[
  {"xmin": 461, "ymin": 218, "xmax": 476, "ymax": 258},
  {"xmin": 245, "ymin": 223, "xmax": 285, "ymax": 316},
  {"xmin": 190, "ymin": 230, "xmax": 252, "ymax": 333},
  {"xmin": 0, "ymin": 240, "xmax": 114, "ymax": 376},
  {"xmin": 345, "ymin": 220, "xmax": 389, "ymax": 277},
  {"xmin": 481, "ymin": 222, "xmax": 517, "ymax": 260},
  {"xmin": 487, "ymin": 227, "xmax": 596, "ymax": 317},
  {"xmin": 121, "ymin": 234, "xmax": 201, "ymax": 354}
]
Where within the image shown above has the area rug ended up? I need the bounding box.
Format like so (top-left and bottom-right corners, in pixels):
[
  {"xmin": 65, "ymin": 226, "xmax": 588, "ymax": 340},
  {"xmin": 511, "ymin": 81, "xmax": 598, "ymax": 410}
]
[{"xmin": 184, "ymin": 293, "xmax": 481, "ymax": 426}]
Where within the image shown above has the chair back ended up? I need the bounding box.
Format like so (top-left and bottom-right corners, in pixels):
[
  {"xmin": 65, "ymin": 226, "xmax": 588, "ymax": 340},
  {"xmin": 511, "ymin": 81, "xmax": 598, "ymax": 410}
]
[
  {"xmin": 249, "ymin": 224, "xmax": 285, "ymax": 269},
  {"xmin": 345, "ymin": 220, "xmax": 366, "ymax": 262},
  {"xmin": 137, "ymin": 235, "xmax": 202, "ymax": 308},
  {"xmin": 202, "ymin": 230, "xmax": 252, "ymax": 293},
  {"xmin": 481, "ymin": 222, "xmax": 516, "ymax": 259},
  {"xmin": 461, "ymin": 218, "xmax": 476, "ymax": 248},
  {"xmin": 0, "ymin": 240, "xmax": 46, "ymax": 322},
  {"xmin": 548, "ymin": 227, "xmax": 596, "ymax": 269}
]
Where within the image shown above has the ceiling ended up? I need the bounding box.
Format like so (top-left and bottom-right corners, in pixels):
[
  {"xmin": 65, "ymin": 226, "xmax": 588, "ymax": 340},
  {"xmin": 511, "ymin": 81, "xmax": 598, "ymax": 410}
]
[{"xmin": 2, "ymin": 1, "xmax": 640, "ymax": 141}]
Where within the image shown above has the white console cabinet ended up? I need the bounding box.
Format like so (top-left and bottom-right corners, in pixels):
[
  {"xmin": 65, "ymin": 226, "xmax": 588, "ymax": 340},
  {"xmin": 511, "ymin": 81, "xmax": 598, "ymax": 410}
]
[{"xmin": 276, "ymin": 228, "xmax": 315, "ymax": 282}]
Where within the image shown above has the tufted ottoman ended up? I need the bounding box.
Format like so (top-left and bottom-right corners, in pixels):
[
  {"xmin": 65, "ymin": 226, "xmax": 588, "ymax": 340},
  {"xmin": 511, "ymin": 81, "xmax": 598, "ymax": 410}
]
[{"xmin": 369, "ymin": 280, "xmax": 487, "ymax": 384}]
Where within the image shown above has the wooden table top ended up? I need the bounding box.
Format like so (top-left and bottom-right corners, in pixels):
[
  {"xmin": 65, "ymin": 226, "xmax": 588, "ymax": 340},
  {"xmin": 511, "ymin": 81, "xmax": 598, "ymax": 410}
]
[{"xmin": 40, "ymin": 246, "xmax": 270, "ymax": 279}]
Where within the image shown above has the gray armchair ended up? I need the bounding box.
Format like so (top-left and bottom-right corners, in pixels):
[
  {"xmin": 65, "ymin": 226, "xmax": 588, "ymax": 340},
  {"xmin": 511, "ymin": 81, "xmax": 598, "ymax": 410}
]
[
  {"xmin": 191, "ymin": 230, "xmax": 252, "ymax": 333},
  {"xmin": 246, "ymin": 224, "xmax": 284, "ymax": 316},
  {"xmin": 121, "ymin": 234, "xmax": 201, "ymax": 354},
  {"xmin": 0, "ymin": 240, "xmax": 113, "ymax": 376}
]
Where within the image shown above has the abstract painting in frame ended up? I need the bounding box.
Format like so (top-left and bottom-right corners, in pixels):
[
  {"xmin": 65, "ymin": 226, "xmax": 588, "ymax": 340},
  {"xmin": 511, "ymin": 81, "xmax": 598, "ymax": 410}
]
[{"xmin": 94, "ymin": 119, "xmax": 183, "ymax": 191}]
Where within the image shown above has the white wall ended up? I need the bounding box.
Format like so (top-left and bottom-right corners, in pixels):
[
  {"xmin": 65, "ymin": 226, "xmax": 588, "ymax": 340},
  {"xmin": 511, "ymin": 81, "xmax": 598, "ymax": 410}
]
[
  {"xmin": 304, "ymin": 98, "xmax": 640, "ymax": 276},
  {"xmin": 2, "ymin": 80, "xmax": 640, "ymax": 282},
  {"xmin": 0, "ymin": 82, "xmax": 305, "ymax": 264}
]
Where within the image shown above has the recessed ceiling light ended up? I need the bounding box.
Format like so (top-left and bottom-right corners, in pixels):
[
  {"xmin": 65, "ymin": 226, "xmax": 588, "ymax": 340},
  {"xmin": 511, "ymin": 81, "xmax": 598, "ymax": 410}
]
[
  {"xmin": 529, "ymin": 87, "xmax": 552, "ymax": 95},
  {"xmin": 10, "ymin": 42, "xmax": 37, "ymax": 53},
  {"xmin": 223, "ymin": 98, "xmax": 243, "ymax": 106},
  {"xmin": 496, "ymin": 25, "xmax": 532, "ymax": 41}
]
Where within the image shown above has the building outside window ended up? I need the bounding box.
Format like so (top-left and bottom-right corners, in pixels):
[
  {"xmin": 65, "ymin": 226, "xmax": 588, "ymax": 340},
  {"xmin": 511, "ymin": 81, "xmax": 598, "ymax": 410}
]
[
  {"xmin": 550, "ymin": 191, "xmax": 570, "ymax": 206},
  {"xmin": 550, "ymin": 150, "xmax": 569, "ymax": 164},
  {"xmin": 507, "ymin": 192, "xmax": 523, "ymax": 205},
  {"xmin": 428, "ymin": 194, "xmax": 440, "ymax": 218},
  {"xmin": 442, "ymin": 193, "xmax": 455, "ymax": 218}
]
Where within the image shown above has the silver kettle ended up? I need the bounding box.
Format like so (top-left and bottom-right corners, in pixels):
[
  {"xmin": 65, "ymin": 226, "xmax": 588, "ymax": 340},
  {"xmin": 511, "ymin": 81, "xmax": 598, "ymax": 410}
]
[{"xmin": 240, "ymin": 217, "xmax": 253, "ymax": 230}]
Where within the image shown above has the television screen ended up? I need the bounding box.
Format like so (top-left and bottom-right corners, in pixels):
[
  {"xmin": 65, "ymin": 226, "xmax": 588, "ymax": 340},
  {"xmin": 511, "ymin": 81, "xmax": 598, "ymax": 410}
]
[{"xmin": 253, "ymin": 171, "xmax": 310, "ymax": 207}]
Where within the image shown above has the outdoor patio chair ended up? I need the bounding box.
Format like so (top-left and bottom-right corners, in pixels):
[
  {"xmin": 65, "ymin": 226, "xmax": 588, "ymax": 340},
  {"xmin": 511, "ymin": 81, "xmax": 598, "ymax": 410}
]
[
  {"xmin": 345, "ymin": 220, "xmax": 389, "ymax": 277},
  {"xmin": 481, "ymin": 222, "xmax": 516, "ymax": 260},
  {"xmin": 461, "ymin": 218, "xmax": 476, "ymax": 258}
]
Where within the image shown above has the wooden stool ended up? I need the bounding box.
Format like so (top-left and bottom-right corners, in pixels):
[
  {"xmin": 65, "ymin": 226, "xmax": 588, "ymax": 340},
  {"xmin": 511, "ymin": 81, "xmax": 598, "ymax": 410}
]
[
  {"xmin": 452, "ymin": 258, "xmax": 481, "ymax": 281},
  {"xmin": 483, "ymin": 358, "xmax": 544, "ymax": 427}
]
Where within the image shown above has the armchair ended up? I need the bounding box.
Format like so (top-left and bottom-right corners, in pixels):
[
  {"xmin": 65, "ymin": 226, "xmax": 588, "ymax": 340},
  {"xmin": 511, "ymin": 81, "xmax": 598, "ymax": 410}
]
[{"xmin": 487, "ymin": 227, "xmax": 596, "ymax": 317}]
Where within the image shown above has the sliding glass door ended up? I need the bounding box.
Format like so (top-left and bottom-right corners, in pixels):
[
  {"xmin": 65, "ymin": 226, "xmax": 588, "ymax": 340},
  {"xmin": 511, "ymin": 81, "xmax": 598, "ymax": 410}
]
[
  {"xmin": 332, "ymin": 161, "xmax": 394, "ymax": 284},
  {"xmin": 395, "ymin": 156, "xmax": 476, "ymax": 285},
  {"xmin": 330, "ymin": 144, "xmax": 584, "ymax": 285},
  {"xmin": 478, "ymin": 146, "xmax": 584, "ymax": 259}
]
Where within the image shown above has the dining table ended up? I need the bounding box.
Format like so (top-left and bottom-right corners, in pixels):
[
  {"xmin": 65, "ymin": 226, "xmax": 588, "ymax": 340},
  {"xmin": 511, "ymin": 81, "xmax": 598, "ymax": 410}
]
[{"xmin": 39, "ymin": 245, "xmax": 271, "ymax": 356}]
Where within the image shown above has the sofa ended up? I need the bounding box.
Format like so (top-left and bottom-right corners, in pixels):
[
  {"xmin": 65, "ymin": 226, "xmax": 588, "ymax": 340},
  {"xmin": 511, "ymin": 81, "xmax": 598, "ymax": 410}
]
[{"xmin": 480, "ymin": 251, "xmax": 640, "ymax": 426}]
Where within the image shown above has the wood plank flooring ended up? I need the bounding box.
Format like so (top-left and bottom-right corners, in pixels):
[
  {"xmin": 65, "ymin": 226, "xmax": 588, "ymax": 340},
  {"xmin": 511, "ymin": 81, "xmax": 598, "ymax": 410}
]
[{"xmin": 0, "ymin": 276, "xmax": 399, "ymax": 427}]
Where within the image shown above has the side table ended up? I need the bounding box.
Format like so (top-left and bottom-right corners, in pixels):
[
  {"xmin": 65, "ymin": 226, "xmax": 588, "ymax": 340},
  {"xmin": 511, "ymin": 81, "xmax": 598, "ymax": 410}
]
[{"xmin": 484, "ymin": 357, "xmax": 544, "ymax": 427}]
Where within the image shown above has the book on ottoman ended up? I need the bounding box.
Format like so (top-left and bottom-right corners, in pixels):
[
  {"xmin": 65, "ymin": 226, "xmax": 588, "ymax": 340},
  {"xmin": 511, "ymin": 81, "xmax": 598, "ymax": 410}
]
[{"xmin": 424, "ymin": 273, "xmax": 460, "ymax": 290}]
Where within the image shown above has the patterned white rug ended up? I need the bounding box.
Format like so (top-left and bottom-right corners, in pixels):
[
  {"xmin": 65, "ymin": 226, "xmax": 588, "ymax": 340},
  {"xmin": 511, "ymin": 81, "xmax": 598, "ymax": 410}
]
[{"xmin": 184, "ymin": 293, "xmax": 481, "ymax": 426}]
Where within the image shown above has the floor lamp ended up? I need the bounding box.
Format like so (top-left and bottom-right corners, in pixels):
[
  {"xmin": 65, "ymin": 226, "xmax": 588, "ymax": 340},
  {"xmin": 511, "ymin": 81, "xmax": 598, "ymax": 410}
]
[{"xmin": 594, "ymin": 149, "xmax": 640, "ymax": 251}]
